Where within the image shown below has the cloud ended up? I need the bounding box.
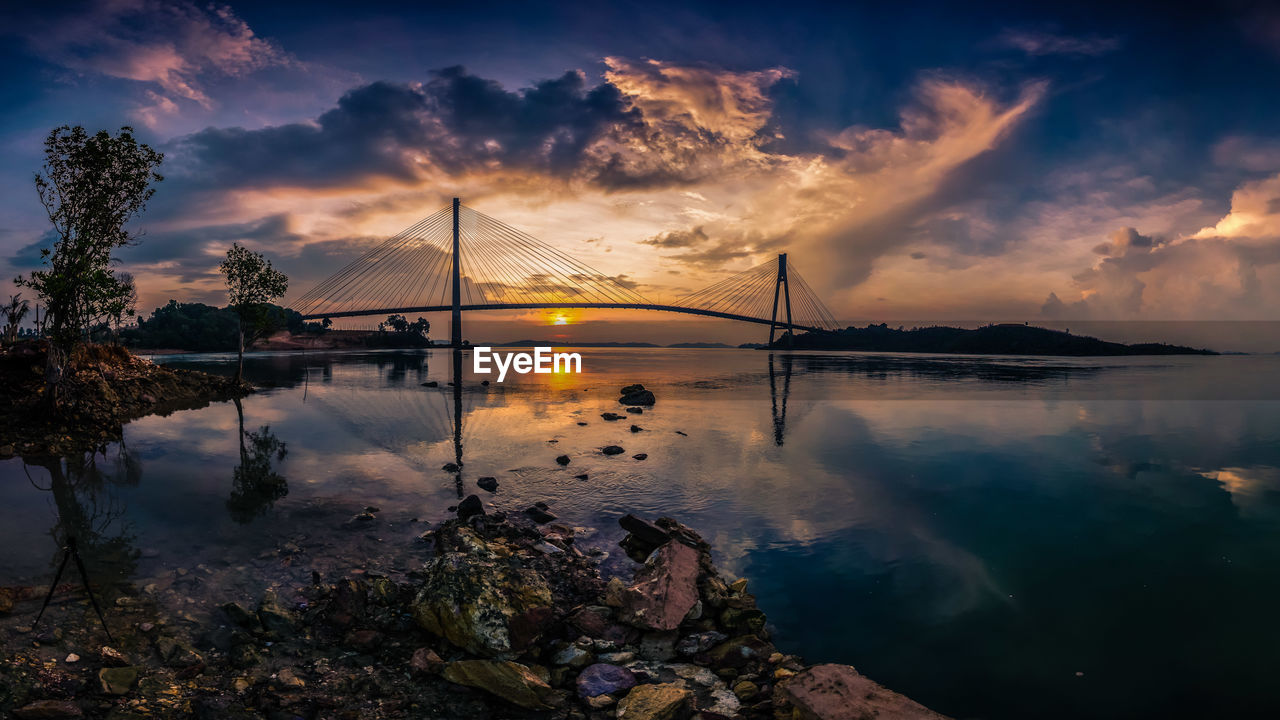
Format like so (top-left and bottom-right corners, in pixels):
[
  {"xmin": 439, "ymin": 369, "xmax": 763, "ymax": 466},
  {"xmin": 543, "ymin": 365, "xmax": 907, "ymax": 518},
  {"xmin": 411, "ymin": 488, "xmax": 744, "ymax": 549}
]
[
  {"xmin": 1042, "ymin": 173, "xmax": 1280, "ymax": 319},
  {"xmin": 998, "ymin": 29, "xmax": 1121, "ymax": 57},
  {"xmin": 24, "ymin": 1, "xmax": 291, "ymax": 126}
]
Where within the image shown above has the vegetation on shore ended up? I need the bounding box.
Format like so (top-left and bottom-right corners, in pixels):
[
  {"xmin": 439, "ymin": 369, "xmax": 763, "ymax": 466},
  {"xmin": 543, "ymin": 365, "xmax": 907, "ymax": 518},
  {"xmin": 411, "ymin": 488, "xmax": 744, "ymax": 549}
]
[
  {"xmin": 0, "ymin": 341, "xmax": 249, "ymax": 458},
  {"xmin": 775, "ymin": 322, "xmax": 1217, "ymax": 356}
]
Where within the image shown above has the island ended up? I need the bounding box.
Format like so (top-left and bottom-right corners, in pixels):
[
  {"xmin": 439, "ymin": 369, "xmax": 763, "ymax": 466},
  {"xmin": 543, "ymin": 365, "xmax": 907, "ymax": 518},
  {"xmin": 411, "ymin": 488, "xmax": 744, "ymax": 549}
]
[{"xmin": 771, "ymin": 323, "xmax": 1216, "ymax": 356}]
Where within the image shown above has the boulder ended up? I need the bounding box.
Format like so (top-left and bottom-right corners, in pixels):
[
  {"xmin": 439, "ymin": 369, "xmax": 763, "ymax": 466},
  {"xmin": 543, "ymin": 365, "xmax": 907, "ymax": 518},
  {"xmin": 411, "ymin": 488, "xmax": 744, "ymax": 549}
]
[
  {"xmin": 619, "ymin": 514, "xmax": 671, "ymax": 548},
  {"xmin": 576, "ymin": 663, "xmax": 637, "ymax": 698},
  {"xmin": 456, "ymin": 494, "xmax": 485, "ymax": 520},
  {"xmin": 412, "ymin": 527, "xmax": 554, "ymax": 656},
  {"xmin": 616, "ymin": 683, "xmax": 691, "ymax": 720},
  {"xmin": 777, "ymin": 664, "xmax": 950, "ymax": 720},
  {"xmin": 477, "ymin": 476, "xmax": 499, "ymax": 492},
  {"xmin": 12, "ymin": 700, "xmax": 83, "ymax": 719},
  {"xmin": 619, "ymin": 387, "xmax": 656, "ymax": 406},
  {"xmin": 621, "ymin": 541, "xmax": 700, "ymax": 631},
  {"xmin": 442, "ymin": 660, "xmax": 554, "ymax": 710}
]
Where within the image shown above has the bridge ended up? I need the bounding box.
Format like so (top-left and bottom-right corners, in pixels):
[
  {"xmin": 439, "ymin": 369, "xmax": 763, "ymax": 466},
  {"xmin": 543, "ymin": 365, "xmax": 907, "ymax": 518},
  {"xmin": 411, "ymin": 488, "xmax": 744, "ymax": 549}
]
[{"xmin": 293, "ymin": 199, "xmax": 839, "ymax": 346}]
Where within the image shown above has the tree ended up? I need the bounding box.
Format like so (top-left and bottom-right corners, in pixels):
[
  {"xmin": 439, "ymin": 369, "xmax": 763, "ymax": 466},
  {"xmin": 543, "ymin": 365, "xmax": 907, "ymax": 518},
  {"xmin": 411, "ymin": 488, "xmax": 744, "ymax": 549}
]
[
  {"xmin": 3, "ymin": 294, "xmax": 30, "ymax": 344},
  {"xmin": 219, "ymin": 243, "xmax": 288, "ymax": 383},
  {"xmin": 16, "ymin": 126, "xmax": 163, "ymax": 405}
]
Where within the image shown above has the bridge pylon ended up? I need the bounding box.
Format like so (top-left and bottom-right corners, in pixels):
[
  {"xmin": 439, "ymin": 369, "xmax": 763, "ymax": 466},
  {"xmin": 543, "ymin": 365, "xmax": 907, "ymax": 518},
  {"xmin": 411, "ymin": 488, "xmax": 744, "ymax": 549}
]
[
  {"xmin": 767, "ymin": 253, "xmax": 794, "ymax": 348},
  {"xmin": 451, "ymin": 197, "xmax": 462, "ymax": 348}
]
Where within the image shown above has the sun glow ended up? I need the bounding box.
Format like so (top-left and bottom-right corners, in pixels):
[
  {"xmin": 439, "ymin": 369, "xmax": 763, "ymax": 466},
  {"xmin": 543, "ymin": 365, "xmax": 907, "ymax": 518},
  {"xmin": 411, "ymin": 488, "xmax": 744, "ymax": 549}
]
[{"xmin": 543, "ymin": 310, "xmax": 577, "ymax": 326}]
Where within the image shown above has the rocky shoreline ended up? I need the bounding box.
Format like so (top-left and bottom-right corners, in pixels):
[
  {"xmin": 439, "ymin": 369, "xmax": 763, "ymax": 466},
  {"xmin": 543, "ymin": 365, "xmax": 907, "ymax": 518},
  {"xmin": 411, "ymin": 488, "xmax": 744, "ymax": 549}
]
[
  {"xmin": 0, "ymin": 341, "xmax": 251, "ymax": 458},
  {"xmin": 0, "ymin": 503, "xmax": 948, "ymax": 720}
]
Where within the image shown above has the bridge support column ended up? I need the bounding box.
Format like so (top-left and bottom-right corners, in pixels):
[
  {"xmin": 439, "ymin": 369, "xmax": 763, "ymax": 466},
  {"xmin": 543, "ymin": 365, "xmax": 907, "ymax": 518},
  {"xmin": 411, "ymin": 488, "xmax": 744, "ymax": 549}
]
[
  {"xmin": 451, "ymin": 197, "xmax": 462, "ymax": 348},
  {"xmin": 768, "ymin": 253, "xmax": 792, "ymax": 347}
]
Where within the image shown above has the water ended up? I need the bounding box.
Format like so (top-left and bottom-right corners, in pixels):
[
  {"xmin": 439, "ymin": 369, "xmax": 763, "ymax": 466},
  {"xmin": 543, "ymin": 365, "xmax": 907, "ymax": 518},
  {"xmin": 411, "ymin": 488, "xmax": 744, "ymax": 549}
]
[{"xmin": 3, "ymin": 348, "xmax": 1280, "ymax": 719}]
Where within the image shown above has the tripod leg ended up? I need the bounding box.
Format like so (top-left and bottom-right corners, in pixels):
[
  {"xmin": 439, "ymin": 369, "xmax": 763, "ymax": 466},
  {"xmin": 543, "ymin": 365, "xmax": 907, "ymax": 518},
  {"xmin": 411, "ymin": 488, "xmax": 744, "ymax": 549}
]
[
  {"xmin": 69, "ymin": 543, "xmax": 114, "ymax": 643},
  {"xmin": 33, "ymin": 547, "xmax": 72, "ymax": 630}
]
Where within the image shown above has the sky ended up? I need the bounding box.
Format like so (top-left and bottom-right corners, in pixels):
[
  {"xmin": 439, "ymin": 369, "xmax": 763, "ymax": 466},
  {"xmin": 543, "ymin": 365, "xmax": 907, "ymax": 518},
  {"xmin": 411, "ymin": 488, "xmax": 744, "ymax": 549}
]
[{"xmin": 1, "ymin": 0, "xmax": 1279, "ymax": 343}]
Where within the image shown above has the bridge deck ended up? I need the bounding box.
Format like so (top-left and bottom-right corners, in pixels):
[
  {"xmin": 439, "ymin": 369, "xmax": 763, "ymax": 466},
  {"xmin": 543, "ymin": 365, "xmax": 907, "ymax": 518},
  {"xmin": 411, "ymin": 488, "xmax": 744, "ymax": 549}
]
[{"xmin": 301, "ymin": 302, "xmax": 825, "ymax": 333}]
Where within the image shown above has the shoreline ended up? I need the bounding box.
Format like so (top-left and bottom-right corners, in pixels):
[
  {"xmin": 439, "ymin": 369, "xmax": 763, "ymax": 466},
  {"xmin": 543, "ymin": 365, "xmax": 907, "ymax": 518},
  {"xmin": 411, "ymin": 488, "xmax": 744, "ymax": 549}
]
[
  {"xmin": 0, "ymin": 342, "xmax": 251, "ymax": 459},
  {"xmin": 0, "ymin": 507, "xmax": 948, "ymax": 719}
]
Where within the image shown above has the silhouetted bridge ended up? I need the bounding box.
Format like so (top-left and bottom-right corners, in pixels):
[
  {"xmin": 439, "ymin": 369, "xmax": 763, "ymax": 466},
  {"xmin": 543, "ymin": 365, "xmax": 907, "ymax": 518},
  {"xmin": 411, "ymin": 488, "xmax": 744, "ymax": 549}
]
[{"xmin": 294, "ymin": 199, "xmax": 839, "ymax": 345}]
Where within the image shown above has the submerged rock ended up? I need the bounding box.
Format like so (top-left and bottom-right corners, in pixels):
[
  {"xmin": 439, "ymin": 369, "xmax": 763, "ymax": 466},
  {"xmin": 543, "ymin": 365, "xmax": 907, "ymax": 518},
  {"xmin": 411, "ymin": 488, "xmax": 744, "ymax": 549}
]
[
  {"xmin": 524, "ymin": 505, "xmax": 557, "ymax": 523},
  {"xmin": 555, "ymin": 454, "xmax": 571, "ymax": 465},
  {"xmin": 98, "ymin": 666, "xmax": 138, "ymax": 695},
  {"xmin": 601, "ymin": 412, "xmax": 624, "ymax": 421},
  {"xmin": 602, "ymin": 445, "xmax": 625, "ymax": 455},
  {"xmin": 626, "ymin": 407, "xmax": 644, "ymax": 414},
  {"xmin": 442, "ymin": 659, "xmax": 555, "ymax": 710},
  {"xmin": 619, "ymin": 384, "xmax": 656, "ymax": 406},
  {"xmin": 477, "ymin": 476, "xmax": 499, "ymax": 492}
]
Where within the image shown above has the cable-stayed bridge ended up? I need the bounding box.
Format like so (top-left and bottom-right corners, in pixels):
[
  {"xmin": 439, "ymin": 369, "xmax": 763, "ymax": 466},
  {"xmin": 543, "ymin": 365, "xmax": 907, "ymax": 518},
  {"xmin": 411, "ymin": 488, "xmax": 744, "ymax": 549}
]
[{"xmin": 293, "ymin": 199, "xmax": 839, "ymax": 345}]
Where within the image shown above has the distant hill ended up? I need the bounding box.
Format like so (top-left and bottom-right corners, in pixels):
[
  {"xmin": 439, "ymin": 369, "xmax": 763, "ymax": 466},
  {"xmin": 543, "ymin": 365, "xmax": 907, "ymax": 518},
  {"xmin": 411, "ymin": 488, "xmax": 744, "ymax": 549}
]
[
  {"xmin": 667, "ymin": 342, "xmax": 734, "ymax": 348},
  {"xmin": 773, "ymin": 323, "xmax": 1216, "ymax": 356}
]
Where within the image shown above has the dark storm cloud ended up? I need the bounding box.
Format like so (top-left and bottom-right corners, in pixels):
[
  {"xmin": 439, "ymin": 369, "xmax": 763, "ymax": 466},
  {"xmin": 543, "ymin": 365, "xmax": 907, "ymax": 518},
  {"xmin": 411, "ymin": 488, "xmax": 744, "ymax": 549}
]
[
  {"xmin": 642, "ymin": 226, "xmax": 709, "ymax": 249},
  {"xmin": 169, "ymin": 67, "xmax": 645, "ymax": 190},
  {"xmin": 117, "ymin": 214, "xmax": 305, "ymax": 283}
]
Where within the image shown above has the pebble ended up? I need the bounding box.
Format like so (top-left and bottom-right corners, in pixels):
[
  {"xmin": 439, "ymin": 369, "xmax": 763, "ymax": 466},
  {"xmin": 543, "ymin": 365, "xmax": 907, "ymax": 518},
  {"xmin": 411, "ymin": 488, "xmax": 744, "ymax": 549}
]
[{"xmin": 65, "ymin": 653, "xmax": 80, "ymax": 663}]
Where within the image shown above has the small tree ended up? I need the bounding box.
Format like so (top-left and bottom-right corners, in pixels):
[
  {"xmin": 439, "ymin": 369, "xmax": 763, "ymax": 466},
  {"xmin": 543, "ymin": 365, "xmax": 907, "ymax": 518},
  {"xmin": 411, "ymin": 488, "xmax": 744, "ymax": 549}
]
[
  {"xmin": 3, "ymin": 294, "xmax": 30, "ymax": 344},
  {"xmin": 219, "ymin": 243, "xmax": 288, "ymax": 383},
  {"xmin": 17, "ymin": 126, "xmax": 163, "ymax": 404}
]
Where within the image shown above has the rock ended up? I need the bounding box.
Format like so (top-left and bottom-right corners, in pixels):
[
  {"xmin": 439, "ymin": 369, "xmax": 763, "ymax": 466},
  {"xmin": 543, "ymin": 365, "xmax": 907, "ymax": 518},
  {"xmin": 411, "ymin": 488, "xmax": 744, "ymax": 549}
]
[
  {"xmin": 442, "ymin": 660, "xmax": 554, "ymax": 710},
  {"xmin": 155, "ymin": 636, "xmax": 203, "ymax": 668},
  {"xmin": 442, "ymin": 462, "xmax": 460, "ymax": 472},
  {"xmin": 551, "ymin": 645, "xmax": 594, "ymax": 669},
  {"xmin": 601, "ymin": 412, "xmax": 624, "ymax": 421},
  {"xmin": 98, "ymin": 666, "xmax": 138, "ymax": 695},
  {"xmin": 567, "ymin": 605, "xmax": 614, "ymax": 637},
  {"xmin": 630, "ymin": 424, "xmax": 644, "ymax": 432},
  {"xmin": 675, "ymin": 430, "xmax": 688, "ymax": 436},
  {"xmin": 603, "ymin": 577, "xmax": 627, "ymax": 607},
  {"xmin": 620, "ymin": 384, "xmax": 646, "ymax": 394},
  {"xmin": 620, "ymin": 514, "xmax": 670, "ymax": 548},
  {"xmin": 422, "ymin": 381, "xmax": 438, "ymax": 387},
  {"xmin": 412, "ymin": 527, "xmax": 554, "ymax": 656},
  {"xmin": 707, "ymin": 635, "xmax": 771, "ymax": 669},
  {"xmin": 733, "ymin": 680, "xmax": 760, "ymax": 700},
  {"xmin": 616, "ymin": 683, "xmax": 691, "ymax": 720},
  {"xmin": 524, "ymin": 505, "xmax": 557, "ymax": 523},
  {"xmin": 275, "ymin": 667, "xmax": 305, "ymax": 689},
  {"xmin": 477, "ymin": 476, "xmax": 499, "ymax": 492},
  {"xmin": 574, "ymin": 473, "xmax": 589, "ymax": 480},
  {"xmin": 343, "ymin": 510, "xmax": 377, "ymax": 527},
  {"xmin": 257, "ymin": 589, "xmax": 298, "ymax": 638},
  {"xmin": 639, "ymin": 630, "xmax": 679, "ymax": 661},
  {"xmin": 99, "ymin": 646, "xmax": 129, "ymax": 667},
  {"xmin": 633, "ymin": 453, "xmax": 648, "ymax": 460},
  {"xmin": 677, "ymin": 631, "xmax": 727, "ymax": 656},
  {"xmin": 577, "ymin": 421, "xmax": 589, "ymax": 425},
  {"xmin": 602, "ymin": 445, "xmax": 625, "ymax": 455},
  {"xmin": 0, "ymin": 587, "xmax": 14, "ymax": 614},
  {"xmin": 409, "ymin": 647, "xmax": 445, "ymax": 675},
  {"xmin": 576, "ymin": 663, "xmax": 637, "ymax": 697},
  {"xmin": 626, "ymin": 407, "xmax": 644, "ymax": 414},
  {"xmin": 457, "ymin": 494, "xmax": 485, "ymax": 520},
  {"xmin": 556, "ymin": 454, "xmax": 571, "ymax": 465},
  {"xmin": 598, "ymin": 650, "xmax": 636, "ymax": 663},
  {"xmin": 64, "ymin": 653, "xmax": 80, "ymax": 663},
  {"xmin": 620, "ymin": 541, "xmax": 700, "ymax": 631},
  {"xmin": 587, "ymin": 693, "xmax": 616, "ymax": 709},
  {"xmin": 778, "ymin": 664, "xmax": 950, "ymax": 719},
  {"xmin": 13, "ymin": 700, "xmax": 83, "ymax": 719},
  {"xmin": 619, "ymin": 388, "xmax": 656, "ymax": 406},
  {"xmin": 221, "ymin": 602, "xmax": 258, "ymax": 628}
]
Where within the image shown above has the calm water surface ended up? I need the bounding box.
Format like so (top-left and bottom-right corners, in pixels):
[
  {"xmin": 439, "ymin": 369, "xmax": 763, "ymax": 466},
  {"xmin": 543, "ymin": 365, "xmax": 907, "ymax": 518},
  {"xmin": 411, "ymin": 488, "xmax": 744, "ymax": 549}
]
[{"xmin": 3, "ymin": 348, "xmax": 1280, "ymax": 719}]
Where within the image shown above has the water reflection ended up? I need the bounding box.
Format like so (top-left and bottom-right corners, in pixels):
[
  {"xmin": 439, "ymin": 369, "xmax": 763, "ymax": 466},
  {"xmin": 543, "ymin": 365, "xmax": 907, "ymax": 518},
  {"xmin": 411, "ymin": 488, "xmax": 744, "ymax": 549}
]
[
  {"xmin": 2, "ymin": 348, "xmax": 1279, "ymax": 720},
  {"xmin": 22, "ymin": 449, "xmax": 140, "ymax": 605},
  {"xmin": 227, "ymin": 397, "xmax": 289, "ymax": 523}
]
